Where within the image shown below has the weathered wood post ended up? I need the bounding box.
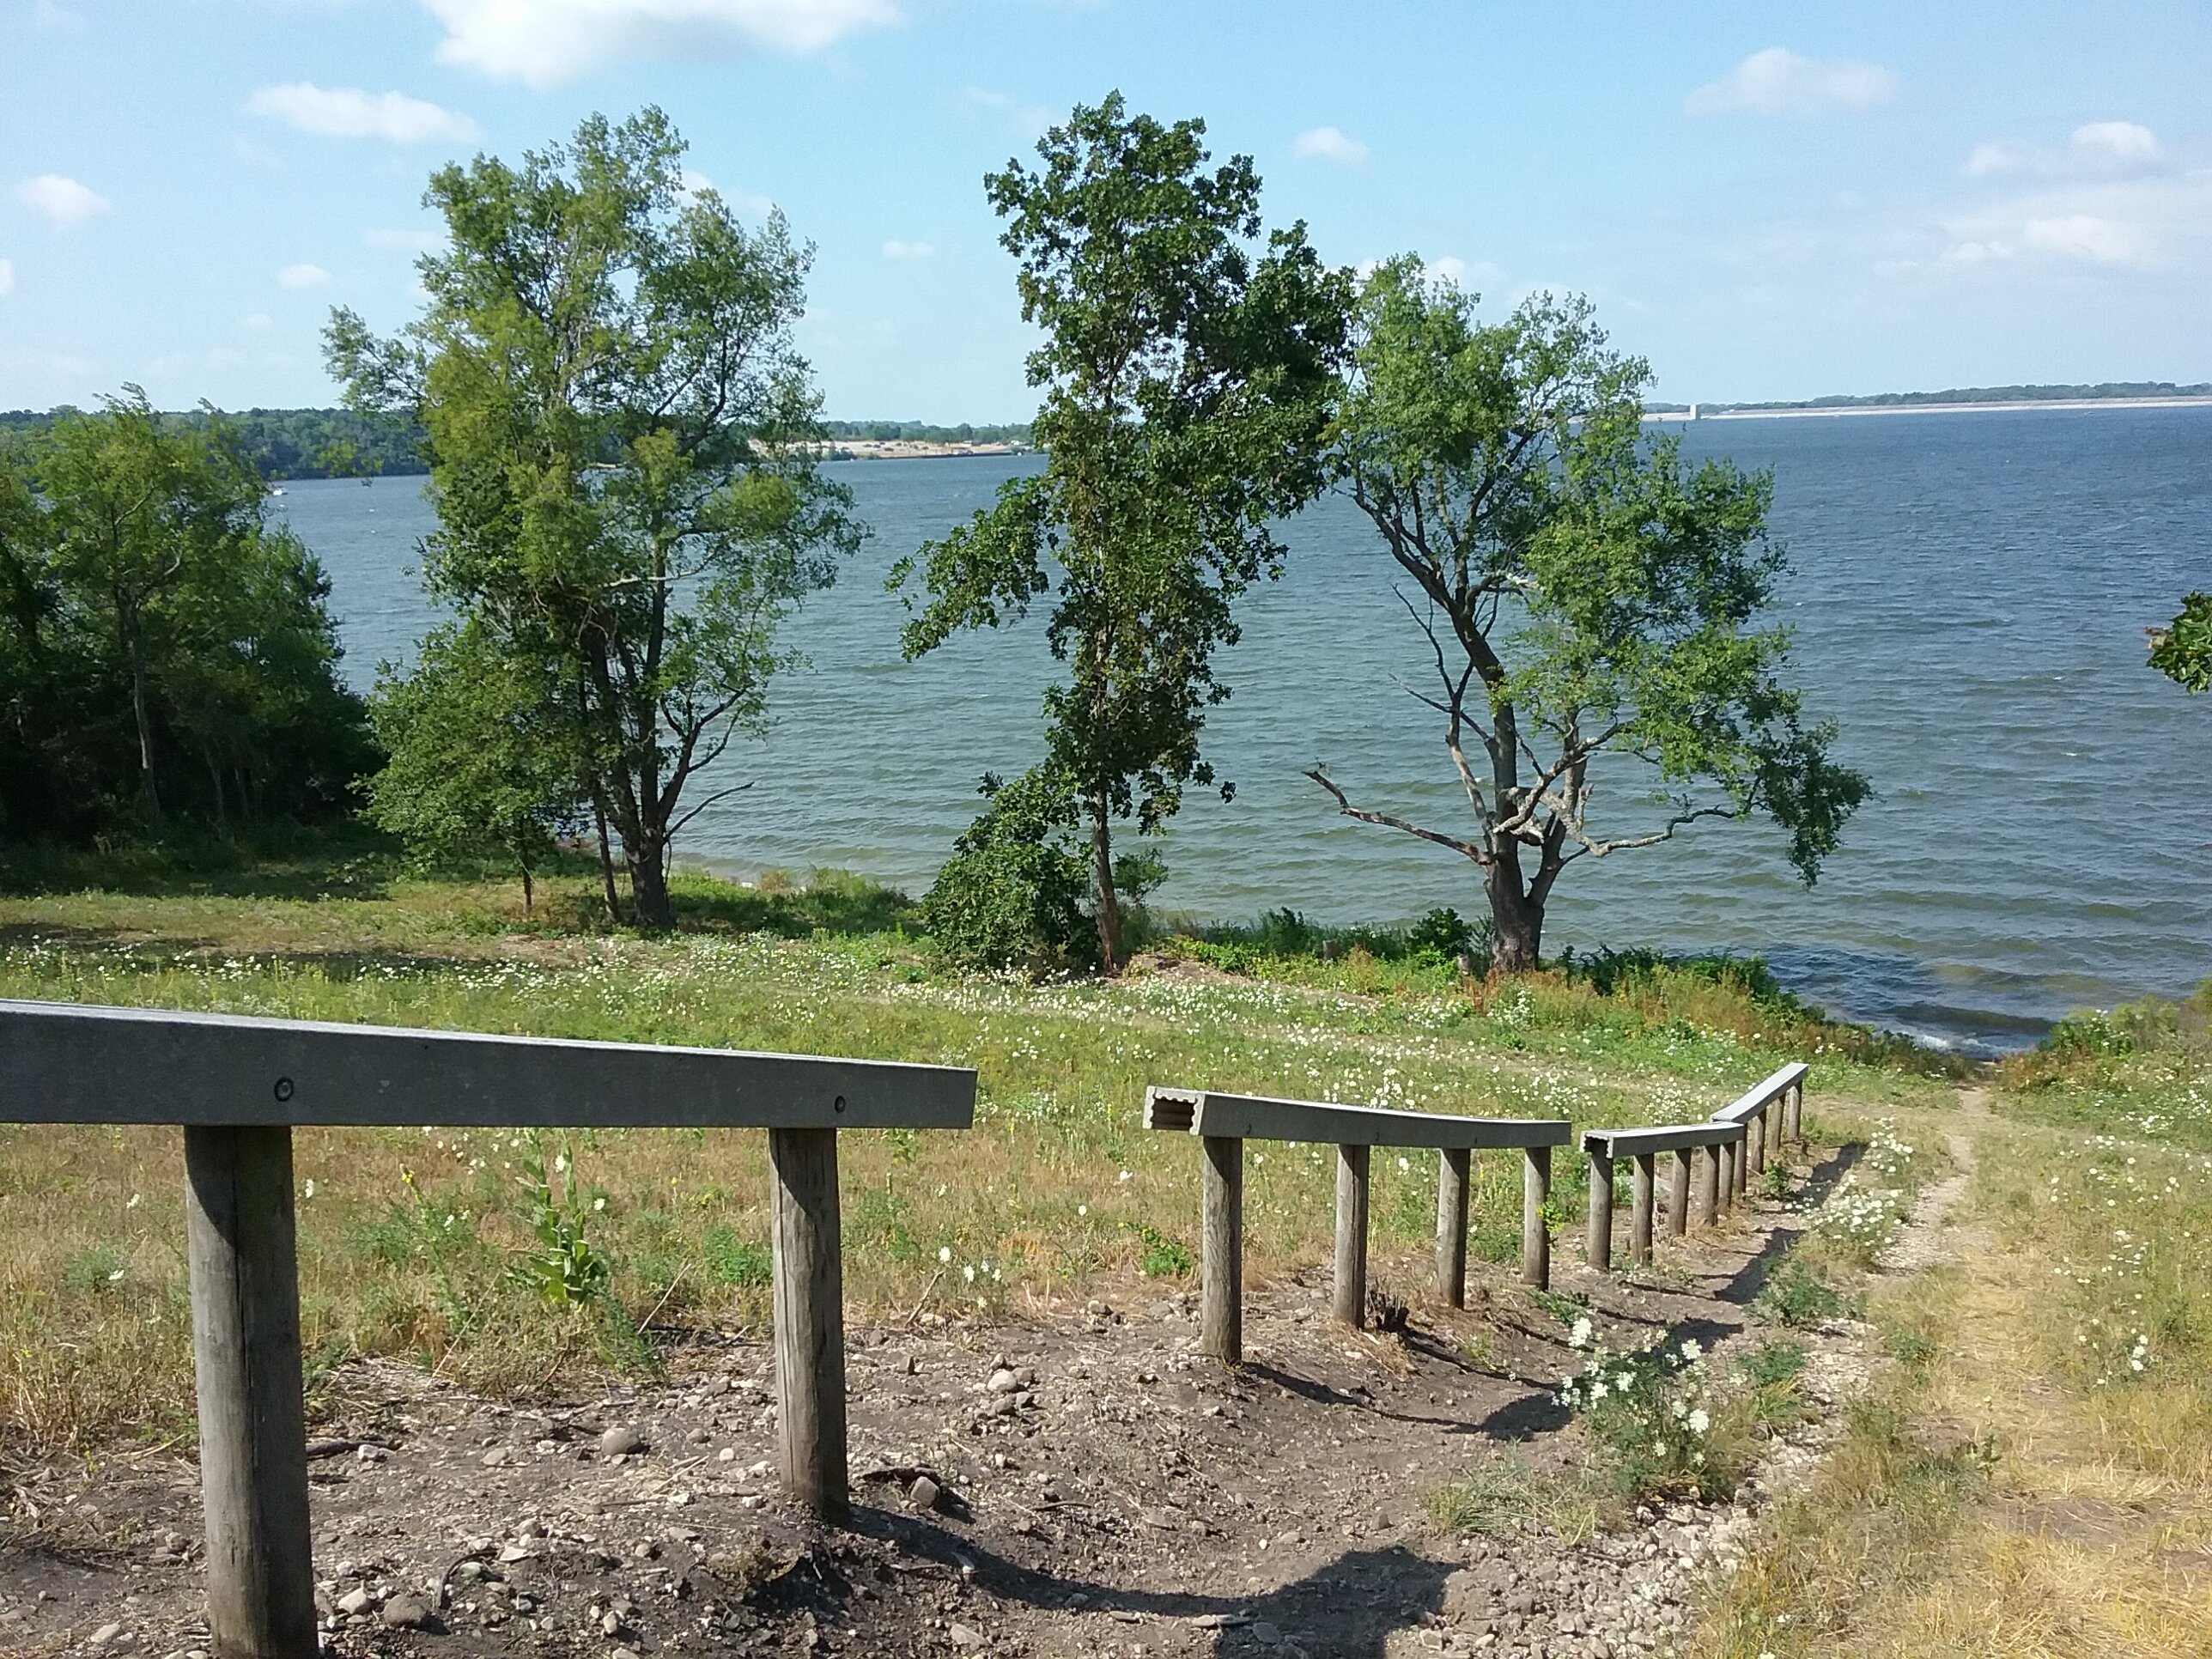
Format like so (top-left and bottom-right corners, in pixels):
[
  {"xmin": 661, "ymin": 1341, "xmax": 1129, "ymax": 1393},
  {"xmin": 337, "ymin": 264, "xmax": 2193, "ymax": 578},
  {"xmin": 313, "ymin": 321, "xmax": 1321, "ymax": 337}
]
[
  {"xmin": 1718, "ymin": 1136, "xmax": 1735, "ymax": 1213},
  {"xmin": 1747, "ymin": 1108, "xmax": 1765, "ymax": 1176},
  {"xmin": 1631, "ymin": 1152, "xmax": 1656, "ymax": 1267},
  {"xmin": 769, "ymin": 1127, "xmax": 848, "ymax": 1524},
  {"xmin": 1436, "ymin": 1146, "xmax": 1470, "ymax": 1308},
  {"xmin": 1200, "ymin": 1133, "xmax": 1243, "ymax": 1363},
  {"xmin": 184, "ymin": 1125, "xmax": 318, "ymax": 1659},
  {"xmin": 1585, "ymin": 1150, "xmax": 1613, "ymax": 1272},
  {"xmin": 1522, "ymin": 1145, "xmax": 1551, "ymax": 1289},
  {"xmin": 1787, "ymin": 1080, "xmax": 1803, "ymax": 1144},
  {"xmin": 1696, "ymin": 1144, "xmax": 1718, "ymax": 1226},
  {"xmin": 1334, "ymin": 1143, "xmax": 1370, "ymax": 1326},
  {"xmin": 1669, "ymin": 1148, "xmax": 1692, "ymax": 1237}
]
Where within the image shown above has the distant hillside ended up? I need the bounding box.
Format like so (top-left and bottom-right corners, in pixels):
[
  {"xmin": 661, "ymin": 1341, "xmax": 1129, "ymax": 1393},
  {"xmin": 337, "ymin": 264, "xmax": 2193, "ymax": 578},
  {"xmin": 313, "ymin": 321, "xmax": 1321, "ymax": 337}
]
[
  {"xmin": 1683, "ymin": 381, "xmax": 2212, "ymax": 415},
  {"xmin": 1, "ymin": 409, "xmax": 1036, "ymax": 480},
  {"xmin": 0, "ymin": 406, "xmax": 428, "ymax": 480}
]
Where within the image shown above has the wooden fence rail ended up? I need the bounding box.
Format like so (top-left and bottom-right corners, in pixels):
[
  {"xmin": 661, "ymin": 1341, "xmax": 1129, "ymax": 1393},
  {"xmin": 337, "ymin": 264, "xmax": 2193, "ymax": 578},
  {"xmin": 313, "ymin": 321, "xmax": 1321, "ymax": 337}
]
[
  {"xmin": 0, "ymin": 999, "xmax": 976, "ymax": 1659},
  {"xmin": 1580, "ymin": 1063, "xmax": 1811, "ymax": 1271},
  {"xmin": 1145, "ymin": 1086, "xmax": 1571, "ymax": 1364}
]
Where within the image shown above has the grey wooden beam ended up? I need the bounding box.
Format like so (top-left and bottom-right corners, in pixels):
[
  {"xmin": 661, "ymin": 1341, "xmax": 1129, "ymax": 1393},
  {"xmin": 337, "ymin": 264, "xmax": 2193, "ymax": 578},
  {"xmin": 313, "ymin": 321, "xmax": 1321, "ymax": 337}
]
[
  {"xmin": 1581, "ymin": 1121, "xmax": 1742, "ymax": 1159},
  {"xmin": 0, "ymin": 999, "xmax": 975, "ymax": 1129},
  {"xmin": 1711, "ymin": 1062, "xmax": 1810, "ymax": 1127},
  {"xmin": 1146, "ymin": 1085, "xmax": 1569, "ymax": 1151}
]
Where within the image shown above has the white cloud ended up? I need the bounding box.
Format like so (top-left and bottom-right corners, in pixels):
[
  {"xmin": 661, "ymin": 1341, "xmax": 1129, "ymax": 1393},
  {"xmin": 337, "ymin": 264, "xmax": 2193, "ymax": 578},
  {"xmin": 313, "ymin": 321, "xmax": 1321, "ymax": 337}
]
[
  {"xmin": 1686, "ymin": 47, "xmax": 1899, "ymax": 118},
  {"xmin": 1292, "ymin": 125, "xmax": 1368, "ymax": 167},
  {"xmin": 2071, "ymin": 121, "xmax": 2160, "ymax": 165},
  {"xmin": 1938, "ymin": 240, "xmax": 2012, "ymax": 266},
  {"xmin": 882, "ymin": 239, "xmax": 933, "ymax": 260},
  {"xmin": 2024, "ymin": 213, "xmax": 2147, "ymax": 265},
  {"xmin": 246, "ymin": 83, "xmax": 477, "ymax": 144},
  {"xmin": 0, "ymin": 258, "xmax": 14, "ymax": 298},
  {"xmin": 277, "ymin": 263, "xmax": 333, "ymax": 289},
  {"xmin": 15, "ymin": 173, "xmax": 111, "ymax": 229},
  {"xmin": 422, "ymin": 0, "xmax": 899, "ymax": 88},
  {"xmin": 1964, "ymin": 142, "xmax": 2026, "ymax": 179}
]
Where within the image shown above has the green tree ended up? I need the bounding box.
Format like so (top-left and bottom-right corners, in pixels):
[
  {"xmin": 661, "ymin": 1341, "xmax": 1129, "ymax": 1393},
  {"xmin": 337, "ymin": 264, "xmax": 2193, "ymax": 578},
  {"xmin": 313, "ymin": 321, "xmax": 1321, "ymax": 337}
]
[
  {"xmin": 366, "ymin": 622, "xmax": 584, "ymax": 913},
  {"xmin": 892, "ymin": 93, "xmax": 1351, "ymax": 971},
  {"xmin": 1310, "ymin": 261, "xmax": 1869, "ymax": 973},
  {"xmin": 7, "ymin": 389, "xmax": 370, "ymax": 839},
  {"xmin": 327, "ymin": 108, "xmax": 861, "ymax": 927},
  {"xmin": 2150, "ymin": 593, "xmax": 2210, "ymax": 693},
  {"xmin": 920, "ymin": 767, "xmax": 1097, "ymax": 973}
]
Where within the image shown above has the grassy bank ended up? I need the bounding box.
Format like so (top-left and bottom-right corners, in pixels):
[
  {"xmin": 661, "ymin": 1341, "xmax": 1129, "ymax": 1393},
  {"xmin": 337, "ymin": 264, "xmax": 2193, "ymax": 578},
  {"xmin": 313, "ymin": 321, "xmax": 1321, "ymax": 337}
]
[
  {"xmin": 0, "ymin": 842, "xmax": 1951, "ymax": 1457},
  {"xmin": 1697, "ymin": 993, "xmax": 2212, "ymax": 1658}
]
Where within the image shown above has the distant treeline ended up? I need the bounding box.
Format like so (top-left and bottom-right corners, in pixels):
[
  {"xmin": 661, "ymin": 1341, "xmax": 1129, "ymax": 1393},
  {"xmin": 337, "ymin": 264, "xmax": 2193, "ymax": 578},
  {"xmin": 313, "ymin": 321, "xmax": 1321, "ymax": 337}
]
[
  {"xmin": 822, "ymin": 419, "xmax": 1033, "ymax": 443},
  {"xmin": 1655, "ymin": 381, "xmax": 2212, "ymax": 415},
  {"xmin": 0, "ymin": 406, "xmax": 428, "ymax": 480},
  {"xmin": 1, "ymin": 409, "xmax": 1034, "ymax": 478}
]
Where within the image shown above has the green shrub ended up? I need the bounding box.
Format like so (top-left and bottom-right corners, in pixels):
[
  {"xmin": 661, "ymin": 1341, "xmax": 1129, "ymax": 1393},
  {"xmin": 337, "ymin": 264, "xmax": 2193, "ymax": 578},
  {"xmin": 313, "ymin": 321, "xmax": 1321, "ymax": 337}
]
[
  {"xmin": 920, "ymin": 768, "xmax": 1096, "ymax": 975},
  {"xmin": 1556, "ymin": 1322, "xmax": 1741, "ymax": 1503},
  {"xmin": 702, "ymin": 1224, "xmax": 772, "ymax": 1288},
  {"xmin": 1754, "ymin": 1252, "xmax": 1847, "ymax": 1328}
]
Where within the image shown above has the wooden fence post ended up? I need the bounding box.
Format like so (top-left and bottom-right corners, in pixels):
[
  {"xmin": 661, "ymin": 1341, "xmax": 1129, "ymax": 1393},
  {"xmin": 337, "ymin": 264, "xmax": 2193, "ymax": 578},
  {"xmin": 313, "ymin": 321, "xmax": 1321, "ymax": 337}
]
[
  {"xmin": 1696, "ymin": 1144, "xmax": 1718, "ymax": 1226},
  {"xmin": 1585, "ymin": 1152, "xmax": 1613, "ymax": 1272},
  {"xmin": 1788, "ymin": 1081, "xmax": 1803, "ymax": 1144},
  {"xmin": 1200, "ymin": 1134, "xmax": 1243, "ymax": 1364},
  {"xmin": 1334, "ymin": 1143, "xmax": 1370, "ymax": 1326},
  {"xmin": 1522, "ymin": 1145, "xmax": 1552, "ymax": 1289},
  {"xmin": 1669, "ymin": 1148, "xmax": 1692, "ymax": 1237},
  {"xmin": 184, "ymin": 1125, "xmax": 318, "ymax": 1659},
  {"xmin": 1748, "ymin": 1109, "xmax": 1765, "ymax": 1176},
  {"xmin": 769, "ymin": 1127, "xmax": 848, "ymax": 1523},
  {"xmin": 1631, "ymin": 1152, "xmax": 1656, "ymax": 1267},
  {"xmin": 1436, "ymin": 1147, "xmax": 1470, "ymax": 1308}
]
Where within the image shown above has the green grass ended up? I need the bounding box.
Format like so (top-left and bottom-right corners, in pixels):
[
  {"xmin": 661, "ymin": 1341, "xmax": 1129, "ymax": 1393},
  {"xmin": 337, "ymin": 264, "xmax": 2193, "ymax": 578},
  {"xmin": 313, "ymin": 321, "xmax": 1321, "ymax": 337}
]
[{"xmin": 0, "ymin": 844, "xmax": 1954, "ymax": 1455}]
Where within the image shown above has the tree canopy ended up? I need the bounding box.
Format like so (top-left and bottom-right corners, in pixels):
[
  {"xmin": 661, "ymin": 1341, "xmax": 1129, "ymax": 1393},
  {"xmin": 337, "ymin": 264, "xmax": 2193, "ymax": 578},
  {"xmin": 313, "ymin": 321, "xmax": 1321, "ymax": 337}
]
[
  {"xmin": 0, "ymin": 390, "xmax": 373, "ymax": 842},
  {"xmin": 891, "ymin": 93, "xmax": 1351, "ymax": 969},
  {"xmin": 2150, "ymin": 592, "xmax": 2210, "ymax": 694},
  {"xmin": 328, "ymin": 107, "xmax": 861, "ymax": 927},
  {"xmin": 1310, "ymin": 260, "xmax": 1869, "ymax": 972}
]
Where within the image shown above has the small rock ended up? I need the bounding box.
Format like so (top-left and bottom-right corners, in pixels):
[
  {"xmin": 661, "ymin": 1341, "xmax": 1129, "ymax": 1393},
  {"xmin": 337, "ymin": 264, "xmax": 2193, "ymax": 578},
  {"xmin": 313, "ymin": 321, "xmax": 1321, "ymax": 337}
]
[
  {"xmin": 949, "ymin": 1621, "xmax": 987, "ymax": 1650},
  {"xmin": 380, "ymin": 1593, "xmax": 436, "ymax": 1631},
  {"xmin": 988, "ymin": 1369, "xmax": 1020, "ymax": 1395},
  {"xmin": 908, "ymin": 1474, "xmax": 943, "ymax": 1511},
  {"xmin": 599, "ymin": 1425, "xmax": 647, "ymax": 1457},
  {"xmin": 90, "ymin": 1625, "xmax": 125, "ymax": 1649},
  {"xmin": 336, "ymin": 1588, "xmax": 373, "ymax": 1616},
  {"xmin": 718, "ymin": 1446, "xmax": 738, "ymax": 1462},
  {"xmin": 481, "ymin": 1447, "xmax": 510, "ymax": 1468}
]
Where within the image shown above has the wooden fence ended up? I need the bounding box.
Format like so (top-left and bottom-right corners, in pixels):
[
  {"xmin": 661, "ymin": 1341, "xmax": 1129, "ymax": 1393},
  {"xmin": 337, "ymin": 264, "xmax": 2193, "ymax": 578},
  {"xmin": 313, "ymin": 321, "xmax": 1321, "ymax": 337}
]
[
  {"xmin": 1145, "ymin": 1086, "xmax": 1571, "ymax": 1363},
  {"xmin": 0, "ymin": 999, "xmax": 975, "ymax": 1659}
]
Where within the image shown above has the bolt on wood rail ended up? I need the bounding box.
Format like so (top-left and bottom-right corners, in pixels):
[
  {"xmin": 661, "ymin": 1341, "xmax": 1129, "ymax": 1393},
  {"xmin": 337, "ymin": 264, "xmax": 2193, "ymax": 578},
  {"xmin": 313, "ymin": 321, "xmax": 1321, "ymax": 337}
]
[
  {"xmin": 0, "ymin": 999, "xmax": 976, "ymax": 1659},
  {"xmin": 1579, "ymin": 1064, "xmax": 1808, "ymax": 1271},
  {"xmin": 1145, "ymin": 1086, "xmax": 1571, "ymax": 1364}
]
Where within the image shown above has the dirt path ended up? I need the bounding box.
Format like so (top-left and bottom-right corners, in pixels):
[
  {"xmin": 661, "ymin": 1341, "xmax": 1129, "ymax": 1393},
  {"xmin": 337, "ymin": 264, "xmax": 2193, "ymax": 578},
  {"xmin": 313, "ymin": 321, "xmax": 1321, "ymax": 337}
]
[{"xmin": 0, "ymin": 1131, "xmax": 1961, "ymax": 1659}]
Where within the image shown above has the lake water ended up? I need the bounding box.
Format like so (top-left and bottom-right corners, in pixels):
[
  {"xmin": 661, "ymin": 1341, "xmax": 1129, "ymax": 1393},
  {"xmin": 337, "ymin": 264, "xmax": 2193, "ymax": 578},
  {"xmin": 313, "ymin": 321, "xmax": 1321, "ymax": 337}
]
[{"xmin": 279, "ymin": 404, "xmax": 2212, "ymax": 1054}]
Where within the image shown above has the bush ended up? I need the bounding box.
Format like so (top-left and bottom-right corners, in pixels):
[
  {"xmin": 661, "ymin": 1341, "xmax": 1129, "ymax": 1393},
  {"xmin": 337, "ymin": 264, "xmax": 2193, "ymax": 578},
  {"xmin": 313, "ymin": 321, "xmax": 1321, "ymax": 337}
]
[
  {"xmin": 1555, "ymin": 1320, "xmax": 1741, "ymax": 1503},
  {"xmin": 921, "ymin": 768, "xmax": 1096, "ymax": 974}
]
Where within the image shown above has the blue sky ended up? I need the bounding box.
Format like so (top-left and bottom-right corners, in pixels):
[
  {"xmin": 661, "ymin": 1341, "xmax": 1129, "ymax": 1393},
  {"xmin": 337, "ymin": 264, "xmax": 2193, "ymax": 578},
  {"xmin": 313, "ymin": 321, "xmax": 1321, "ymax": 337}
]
[{"xmin": 3, "ymin": 0, "xmax": 2208, "ymax": 420}]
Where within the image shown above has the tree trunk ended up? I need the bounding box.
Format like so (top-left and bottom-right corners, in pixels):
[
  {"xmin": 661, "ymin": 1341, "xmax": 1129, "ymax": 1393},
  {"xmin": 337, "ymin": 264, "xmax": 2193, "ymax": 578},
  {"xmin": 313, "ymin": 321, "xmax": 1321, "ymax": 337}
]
[
  {"xmin": 519, "ymin": 860, "xmax": 535, "ymax": 916},
  {"xmin": 1486, "ymin": 845, "xmax": 1545, "ymax": 975},
  {"xmin": 126, "ymin": 631, "xmax": 163, "ymax": 838},
  {"xmin": 630, "ymin": 833, "xmax": 672, "ymax": 929},
  {"xmin": 1089, "ymin": 793, "xmax": 1122, "ymax": 975},
  {"xmin": 592, "ymin": 793, "xmax": 623, "ymax": 925}
]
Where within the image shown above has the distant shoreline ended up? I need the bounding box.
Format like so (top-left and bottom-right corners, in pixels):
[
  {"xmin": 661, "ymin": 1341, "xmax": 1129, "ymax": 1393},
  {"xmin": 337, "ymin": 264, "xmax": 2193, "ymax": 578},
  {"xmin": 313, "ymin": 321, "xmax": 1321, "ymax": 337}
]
[{"xmin": 1649, "ymin": 394, "xmax": 2212, "ymax": 423}]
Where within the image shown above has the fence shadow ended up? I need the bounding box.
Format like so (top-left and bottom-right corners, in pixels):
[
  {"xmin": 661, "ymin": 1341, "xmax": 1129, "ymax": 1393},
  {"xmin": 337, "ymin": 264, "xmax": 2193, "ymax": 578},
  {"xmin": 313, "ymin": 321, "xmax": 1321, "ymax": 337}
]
[{"xmin": 853, "ymin": 1509, "xmax": 1454, "ymax": 1658}]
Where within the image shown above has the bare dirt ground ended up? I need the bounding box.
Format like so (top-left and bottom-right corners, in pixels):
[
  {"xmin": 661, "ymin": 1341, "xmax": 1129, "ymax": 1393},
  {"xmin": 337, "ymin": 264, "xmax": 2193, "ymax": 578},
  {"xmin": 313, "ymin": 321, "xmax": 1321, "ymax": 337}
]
[{"xmin": 0, "ymin": 1138, "xmax": 1934, "ymax": 1659}]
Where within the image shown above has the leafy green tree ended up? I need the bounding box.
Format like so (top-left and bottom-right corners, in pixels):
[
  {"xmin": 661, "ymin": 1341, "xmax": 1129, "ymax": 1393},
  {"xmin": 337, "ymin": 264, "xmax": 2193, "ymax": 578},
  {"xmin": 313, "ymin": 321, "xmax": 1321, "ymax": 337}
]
[
  {"xmin": 921, "ymin": 768, "xmax": 1097, "ymax": 973},
  {"xmin": 1310, "ymin": 262, "xmax": 1868, "ymax": 973},
  {"xmin": 0, "ymin": 390, "xmax": 372, "ymax": 840},
  {"xmin": 2150, "ymin": 593, "xmax": 2210, "ymax": 693},
  {"xmin": 366, "ymin": 622, "xmax": 584, "ymax": 913},
  {"xmin": 893, "ymin": 93, "xmax": 1351, "ymax": 971},
  {"xmin": 327, "ymin": 108, "xmax": 861, "ymax": 927}
]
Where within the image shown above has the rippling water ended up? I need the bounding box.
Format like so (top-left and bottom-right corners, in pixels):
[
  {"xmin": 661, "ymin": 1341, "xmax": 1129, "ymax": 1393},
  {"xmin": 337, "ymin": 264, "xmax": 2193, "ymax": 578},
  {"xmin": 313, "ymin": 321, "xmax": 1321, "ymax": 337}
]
[{"xmin": 281, "ymin": 404, "xmax": 2212, "ymax": 1052}]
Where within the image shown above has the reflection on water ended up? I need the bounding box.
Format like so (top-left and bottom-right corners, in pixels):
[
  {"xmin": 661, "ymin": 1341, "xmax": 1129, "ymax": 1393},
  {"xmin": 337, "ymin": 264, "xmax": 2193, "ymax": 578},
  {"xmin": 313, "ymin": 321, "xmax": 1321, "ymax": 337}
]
[{"xmin": 280, "ymin": 405, "xmax": 2212, "ymax": 1053}]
